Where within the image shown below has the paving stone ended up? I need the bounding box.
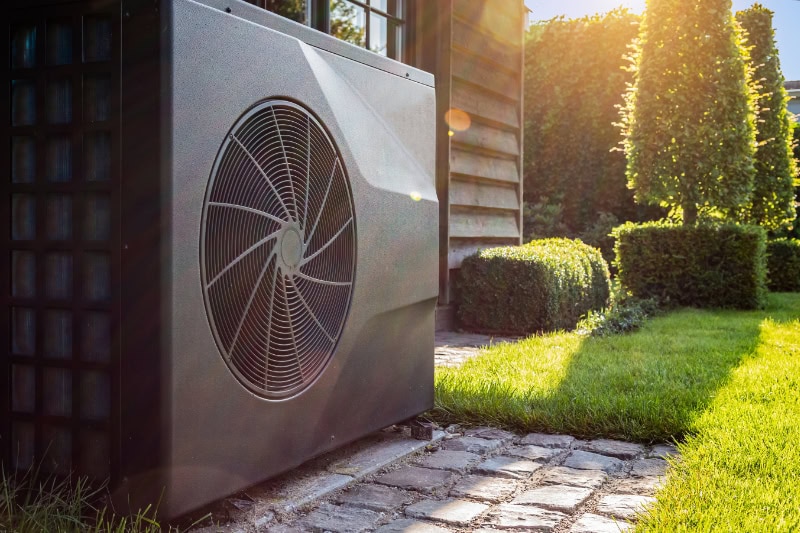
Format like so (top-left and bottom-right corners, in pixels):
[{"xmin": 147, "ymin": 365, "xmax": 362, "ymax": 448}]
[
  {"xmin": 571, "ymin": 513, "xmax": 632, "ymax": 533},
  {"xmin": 563, "ymin": 450, "xmax": 624, "ymax": 473},
  {"xmin": 414, "ymin": 450, "xmax": 480, "ymax": 473},
  {"xmin": 613, "ymin": 476, "xmax": 663, "ymax": 496},
  {"xmin": 475, "ymin": 455, "xmax": 542, "ymax": 479},
  {"xmin": 265, "ymin": 524, "xmax": 303, "ymax": 533},
  {"xmin": 578, "ymin": 439, "xmax": 645, "ymax": 460},
  {"xmin": 269, "ymin": 472, "xmax": 354, "ymax": 513},
  {"xmin": 328, "ymin": 431, "xmax": 446, "ymax": 478},
  {"xmin": 374, "ymin": 519, "xmax": 453, "ymax": 533},
  {"xmin": 405, "ymin": 498, "xmax": 489, "ymax": 526},
  {"xmin": 630, "ymin": 458, "xmax": 668, "ymax": 478},
  {"xmin": 464, "ymin": 427, "xmax": 517, "ymax": 442},
  {"xmin": 540, "ymin": 466, "xmax": 607, "ymax": 489},
  {"xmin": 486, "ymin": 504, "xmax": 567, "ymax": 530},
  {"xmin": 647, "ymin": 444, "xmax": 679, "ymax": 459},
  {"xmin": 335, "ymin": 484, "xmax": 411, "ymax": 512},
  {"xmin": 505, "ymin": 444, "xmax": 562, "ymax": 462},
  {"xmin": 596, "ymin": 494, "xmax": 656, "ymax": 520},
  {"xmin": 300, "ymin": 503, "xmax": 382, "ymax": 533},
  {"xmin": 450, "ymin": 474, "xmax": 518, "ymax": 503},
  {"xmin": 375, "ymin": 466, "xmax": 455, "ymax": 494},
  {"xmin": 520, "ymin": 433, "xmax": 575, "ymax": 449},
  {"xmin": 511, "ymin": 484, "xmax": 593, "ymax": 513},
  {"xmin": 441, "ymin": 436, "xmax": 504, "ymax": 455}
]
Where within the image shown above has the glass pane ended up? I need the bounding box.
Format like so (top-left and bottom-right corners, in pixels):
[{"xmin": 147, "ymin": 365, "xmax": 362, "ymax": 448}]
[
  {"xmin": 80, "ymin": 371, "xmax": 110, "ymax": 420},
  {"xmin": 263, "ymin": 0, "xmax": 307, "ymax": 24},
  {"xmin": 369, "ymin": 12, "xmax": 387, "ymax": 56},
  {"xmin": 42, "ymin": 426, "xmax": 71, "ymax": 475},
  {"xmin": 84, "ymin": 253, "xmax": 110, "ymax": 302},
  {"xmin": 11, "ymin": 24, "xmax": 37, "ymax": 69},
  {"xmin": 83, "ymin": 16, "xmax": 112, "ymax": 63},
  {"xmin": 47, "ymin": 20, "xmax": 72, "ymax": 65},
  {"xmin": 44, "ymin": 310, "xmax": 72, "ymax": 359},
  {"xmin": 79, "ymin": 430, "xmax": 109, "ymax": 479},
  {"xmin": 11, "ymin": 80, "xmax": 36, "ymax": 126},
  {"xmin": 12, "ymin": 137, "xmax": 36, "ymax": 183},
  {"xmin": 12, "ymin": 365, "xmax": 35, "ymax": 413},
  {"xmin": 11, "ymin": 308, "xmax": 36, "ymax": 355},
  {"xmin": 84, "ymin": 74, "xmax": 111, "ymax": 123},
  {"xmin": 46, "ymin": 79, "xmax": 72, "ymax": 124},
  {"xmin": 46, "ymin": 194, "xmax": 73, "ymax": 240},
  {"xmin": 11, "ymin": 423, "xmax": 35, "ymax": 471},
  {"xmin": 82, "ymin": 312, "xmax": 110, "ymax": 362},
  {"xmin": 84, "ymin": 194, "xmax": 110, "ymax": 241},
  {"xmin": 11, "ymin": 194, "xmax": 35, "ymax": 240},
  {"xmin": 43, "ymin": 368, "xmax": 72, "ymax": 417},
  {"xmin": 11, "ymin": 251, "xmax": 36, "ymax": 299},
  {"xmin": 45, "ymin": 253, "xmax": 73, "ymax": 300},
  {"xmin": 46, "ymin": 136, "xmax": 72, "ymax": 182},
  {"xmin": 331, "ymin": 0, "xmax": 366, "ymax": 48},
  {"xmin": 85, "ymin": 132, "xmax": 111, "ymax": 182}
]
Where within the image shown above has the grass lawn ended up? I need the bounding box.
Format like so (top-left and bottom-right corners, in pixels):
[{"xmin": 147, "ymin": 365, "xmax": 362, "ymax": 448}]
[{"xmin": 433, "ymin": 293, "xmax": 800, "ymax": 531}]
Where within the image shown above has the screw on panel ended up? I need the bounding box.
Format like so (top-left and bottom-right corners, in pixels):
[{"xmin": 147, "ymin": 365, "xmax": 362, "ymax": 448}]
[{"xmin": 225, "ymin": 6, "xmax": 232, "ymax": 13}]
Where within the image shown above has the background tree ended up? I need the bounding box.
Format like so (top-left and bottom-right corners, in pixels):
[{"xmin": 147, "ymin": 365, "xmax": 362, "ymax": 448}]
[
  {"xmin": 620, "ymin": 0, "xmax": 757, "ymax": 225},
  {"xmin": 264, "ymin": 0, "xmax": 306, "ymax": 23},
  {"xmin": 523, "ymin": 10, "xmax": 642, "ymax": 234},
  {"xmin": 736, "ymin": 4, "xmax": 797, "ymax": 232}
]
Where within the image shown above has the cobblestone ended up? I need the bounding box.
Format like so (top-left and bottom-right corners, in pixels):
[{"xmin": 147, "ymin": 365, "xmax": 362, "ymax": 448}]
[
  {"xmin": 520, "ymin": 433, "xmax": 575, "ymax": 449},
  {"xmin": 578, "ymin": 439, "xmax": 645, "ymax": 460},
  {"xmin": 405, "ymin": 498, "xmax": 489, "ymax": 526},
  {"xmin": 475, "ymin": 455, "xmax": 542, "ymax": 479},
  {"xmin": 540, "ymin": 466, "xmax": 607, "ymax": 489},
  {"xmin": 511, "ymin": 484, "xmax": 593, "ymax": 513},
  {"xmin": 375, "ymin": 466, "xmax": 455, "ymax": 494},
  {"xmin": 414, "ymin": 450, "xmax": 481, "ymax": 473},
  {"xmin": 486, "ymin": 504, "xmax": 567, "ymax": 530},
  {"xmin": 450, "ymin": 474, "xmax": 519, "ymax": 503},
  {"xmin": 563, "ymin": 450, "xmax": 625, "ymax": 473},
  {"xmin": 596, "ymin": 494, "xmax": 657, "ymax": 520},
  {"xmin": 571, "ymin": 513, "xmax": 633, "ymax": 533},
  {"xmin": 505, "ymin": 444, "xmax": 563, "ymax": 462},
  {"xmin": 335, "ymin": 484, "xmax": 411, "ymax": 512},
  {"xmin": 442, "ymin": 436, "xmax": 505, "ymax": 455}
]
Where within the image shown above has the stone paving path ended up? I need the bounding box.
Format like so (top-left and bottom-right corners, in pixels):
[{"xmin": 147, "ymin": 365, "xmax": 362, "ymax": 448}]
[
  {"xmin": 192, "ymin": 331, "xmax": 677, "ymax": 532},
  {"xmin": 193, "ymin": 427, "xmax": 677, "ymax": 533}
]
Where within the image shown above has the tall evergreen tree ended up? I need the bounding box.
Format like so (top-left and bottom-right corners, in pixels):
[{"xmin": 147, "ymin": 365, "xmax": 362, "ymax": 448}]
[
  {"xmin": 620, "ymin": 0, "xmax": 757, "ymax": 225},
  {"xmin": 736, "ymin": 5, "xmax": 798, "ymax": 232}
]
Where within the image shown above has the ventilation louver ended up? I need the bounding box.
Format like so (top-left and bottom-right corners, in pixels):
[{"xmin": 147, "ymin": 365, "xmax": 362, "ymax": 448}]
[{"xmin": 201, "ymin": 100, "xmax": 356, "ymax": 399}]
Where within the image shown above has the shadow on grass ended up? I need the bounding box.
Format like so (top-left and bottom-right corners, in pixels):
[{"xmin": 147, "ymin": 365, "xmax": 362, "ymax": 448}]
[{"xmin": 432, "ymin": 293, "xmax": 800, "ymax": 443}]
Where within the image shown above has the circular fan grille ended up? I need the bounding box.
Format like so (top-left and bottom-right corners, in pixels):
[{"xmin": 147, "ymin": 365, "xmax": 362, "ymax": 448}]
[{"xmin": 201, "ymin": 100, "xmax": 356, "ymax": 399}]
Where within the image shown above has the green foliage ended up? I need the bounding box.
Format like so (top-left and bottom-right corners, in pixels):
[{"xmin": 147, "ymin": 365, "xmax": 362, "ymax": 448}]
[
  {"xmin": 613, "ymin": 221, "xmax": 767, "ymax": 309},
  {"xmin": 766, "ymin": 238, "xmax": 800, "ymax": 292},
  {"xmin": 457, "ymin": 239, "xmax": 610, "ymax": 335},
  {"xmin": 620, "ymin": 0, "xmax": 757, "ymax": 225},
  {"xmin": 736, "ymin": 5, "xmax": 798, "ymax": 232},
  {"xmin": 522, "ymin": 198, "xmax": 570, "ymax": 241},
  {"xmin": 578, "ymin": 291, "xmax": 660, "ymax": 337},
  {"xmin": 330, "ymin": 0, "xmax": 366, "ymax": 48},
  {"xmin": 577, "ymin": 211, "xmax": 620, "ymax": 269},
  {"xmin": 263, "ymin": 0, "xmax": 305, "ymax": 23},
  {"xmin": 524, "ymin": 10, "xmax": 641, "ymax": 232},
  {"xmin": 789, "ymin": 122, "xmax": 800, "ymax": 238}
]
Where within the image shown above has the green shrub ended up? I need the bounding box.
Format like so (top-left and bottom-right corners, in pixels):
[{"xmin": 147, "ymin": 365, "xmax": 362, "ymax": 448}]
[
  {"xmin": 457, "ymin": 239, "xmax": 610, "ymax": 334},
  {"xmin": 613, "ymin": 222, "xmax": 767, "ymax": 309},
  {"xmin": 766, "ymin": 239, "xmax": 800, "ymax": 292}
]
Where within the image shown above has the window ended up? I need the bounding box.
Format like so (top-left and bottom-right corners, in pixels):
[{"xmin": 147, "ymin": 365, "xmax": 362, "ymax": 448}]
[{"xmin": 246, "ymin": 0, "xmax": 406, "ymax": 62}]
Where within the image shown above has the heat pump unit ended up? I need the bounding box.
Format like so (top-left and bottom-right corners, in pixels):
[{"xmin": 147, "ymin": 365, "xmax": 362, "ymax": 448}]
[{"xmin": 2, "ymin": 0, "xmax": 437, "ymax": 518}]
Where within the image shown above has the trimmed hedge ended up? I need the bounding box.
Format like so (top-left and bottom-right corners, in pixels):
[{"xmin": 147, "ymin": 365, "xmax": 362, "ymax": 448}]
[
  {"xmin": 457, "ymin": 239, "xmax": 610, "ymax": 335},
  {"xmin": 613, "ymin": 222, "xmax": 767, "ymax": 309},
  {"xmin": 767, "ymin": 239, "xmax": 800, "ymax": 292}
]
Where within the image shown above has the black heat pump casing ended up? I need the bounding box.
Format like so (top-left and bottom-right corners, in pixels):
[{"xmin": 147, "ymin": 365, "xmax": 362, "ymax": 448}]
[{"xmin": 2, "ymin": 0, "xmax": 437, "ymax": 518}]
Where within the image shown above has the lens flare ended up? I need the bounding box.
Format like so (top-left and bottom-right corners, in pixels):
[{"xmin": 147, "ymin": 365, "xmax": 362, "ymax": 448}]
[
  {"xmin": 410, "ymin": 191, "xmax": 422, "ymax": 201},
  {"xmin": 444, "ymin": 108, "xmax": 471, "ymax": 132}
]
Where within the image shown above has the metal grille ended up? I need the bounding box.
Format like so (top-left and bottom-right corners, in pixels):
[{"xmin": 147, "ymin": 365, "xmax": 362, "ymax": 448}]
[
  {"xmin": 201, "ymin": 100, "xmax": 356, "ymax": 399},
  {"xmin": 4, "ymin": 5, "xmax": 119, "ymax": 479}
]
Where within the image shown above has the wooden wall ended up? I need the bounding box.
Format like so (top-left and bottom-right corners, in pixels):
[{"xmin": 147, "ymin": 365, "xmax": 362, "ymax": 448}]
[{"xmin": 415, "ymin": 0, "xmax": 526, "ymax": 307}]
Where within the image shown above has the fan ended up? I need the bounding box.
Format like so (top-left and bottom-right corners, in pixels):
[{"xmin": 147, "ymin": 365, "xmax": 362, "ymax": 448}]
[{"xmin": 201, "ymin": 100, "xmax": 356, "ymax": 399}]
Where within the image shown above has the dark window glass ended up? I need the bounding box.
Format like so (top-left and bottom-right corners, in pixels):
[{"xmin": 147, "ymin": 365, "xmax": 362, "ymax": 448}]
[{"xmin": 245, "ymin": 0, "xmax": 307, "ymax": 24}]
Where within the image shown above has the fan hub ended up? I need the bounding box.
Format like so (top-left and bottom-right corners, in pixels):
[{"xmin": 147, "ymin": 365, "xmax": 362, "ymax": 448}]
[{"xmin": 280, "ymin": 227, "xmax": 303, "ymax": 269}]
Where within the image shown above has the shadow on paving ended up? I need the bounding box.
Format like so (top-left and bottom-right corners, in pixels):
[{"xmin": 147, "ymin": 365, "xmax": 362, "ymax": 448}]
[{"xmin": 433, "ymin": 293, "xmax": 800, "ymax": 444}]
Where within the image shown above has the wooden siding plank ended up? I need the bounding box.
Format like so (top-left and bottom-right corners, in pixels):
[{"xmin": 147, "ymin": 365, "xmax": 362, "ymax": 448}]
[
  {"xmin": 449, "ymin": 207, "xmax": 520, "ymax": 239},
  {"xmin": 448, "ymin": 238, "xmax": 519, "ymax": 269},
  {"xmin": 452, "ymin": 0, "xmax": 521, "ymax": 45},
  {"xmin": 451, "ymin": 18, "xmax": 520, "ymax": 72},
  {"xmin": 452, "ymin": 120, "xmax": 519, "ymax": 157},
  {"xmin": 452, "ymin": 50, "xmax": 519, "ymax": 101},
  {"xmin": 450, "ymin": 178, "xmax": 519, "ymax": 211},
  {"xmin": 450, "ymin": 148, "xmax": 519, "ymax": 183},
  {"xmin": 451, "ymin": 79, "xmax": 519, "ymax": 129}
]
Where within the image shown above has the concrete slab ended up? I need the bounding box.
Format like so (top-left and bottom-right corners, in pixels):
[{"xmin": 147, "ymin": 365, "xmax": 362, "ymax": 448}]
[
  {"xmin": 374, "ymin": 466, "xmax": 455, "ymax": 494},
  {"xmin": 450, "ymin": 474, "xmax": 519, "ymax": 503},
  {"xmin": 328, "ymin": 431, "xmax": 446, "ymax": 478},
  {"xmin": 405, "ymin": 498, "xmax": 489, "ymax": 526},
  {"xmin": 563, "ymin": 450, "xmax": 624, "ymax": 473}
]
